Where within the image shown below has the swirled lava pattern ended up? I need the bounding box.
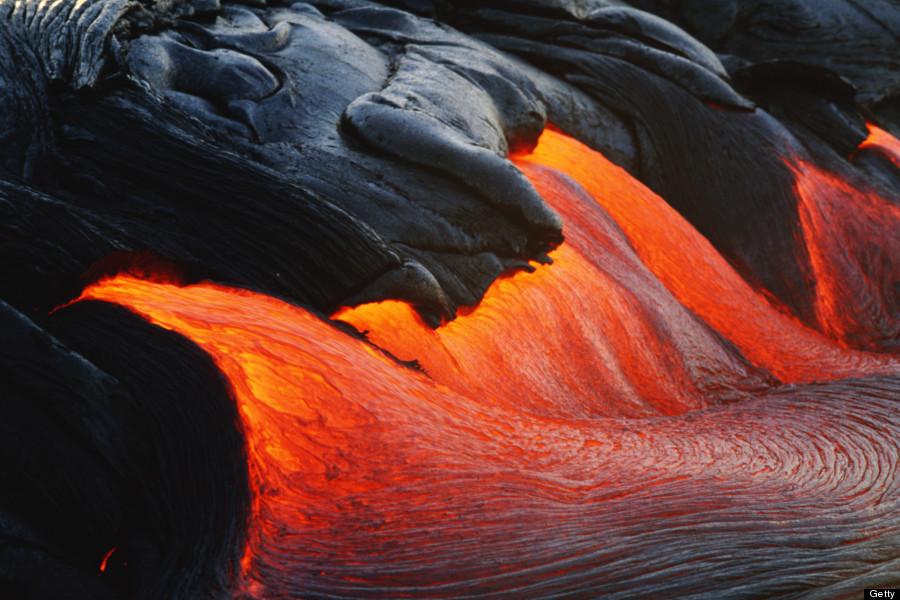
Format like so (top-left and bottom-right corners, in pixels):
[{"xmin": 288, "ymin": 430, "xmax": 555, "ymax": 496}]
[{"xmin": 80, "ymin": 129, "xmax": 900, "ymax": 598}]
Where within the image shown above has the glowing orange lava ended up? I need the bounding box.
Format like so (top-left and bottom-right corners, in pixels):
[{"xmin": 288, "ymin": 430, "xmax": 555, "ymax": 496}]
[
  {"xmin": 81, "ymin": 275, "xmax": 702, "ymax": 595},
  {"xmin": 336, "ymin": 238, "xmax": 768, "ymax": 419},
  {"xmin": 854, "ymin": 123, "xmax": 900, "ymax": 170},
  {"xmin": 341, "ymin": 128, "xmax": 899, "ymax": 384},
  {"xmin": 98, "ymin": 546, "xmax": 116, "ymax": 575},
  {"xmin": 790, "ymin": 144, "xmax": 900, "ymax": 352},
  {"xmin": 78, "ymin": 272, "xmax": 900, "ymax": 597},
  {"xmin": 75, "ymin": 127, "xmax": 900, "ymax": 596}
]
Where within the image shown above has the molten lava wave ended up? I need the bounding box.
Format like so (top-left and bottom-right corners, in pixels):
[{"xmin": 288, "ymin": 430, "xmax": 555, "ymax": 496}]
[{"xmin": 80, "ymin": 128, "xmax": 900, "ymax": 597}]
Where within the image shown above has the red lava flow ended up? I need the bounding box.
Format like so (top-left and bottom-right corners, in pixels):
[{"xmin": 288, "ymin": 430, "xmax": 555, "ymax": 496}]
[{"xmin": 77, "ymin": 127, "xmax": 900, "ymax": 597}]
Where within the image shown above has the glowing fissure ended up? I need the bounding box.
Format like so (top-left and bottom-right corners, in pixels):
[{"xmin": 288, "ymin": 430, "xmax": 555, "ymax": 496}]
[{"xmin": 77, "ymin": 128, "xmax": 900, "ymax": 596}]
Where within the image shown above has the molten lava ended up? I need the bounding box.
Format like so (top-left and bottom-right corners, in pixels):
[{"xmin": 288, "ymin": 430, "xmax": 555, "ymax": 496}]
[
  {"xmin": 789, "ymin": 155, "xmax": 900, "ymax": 352},
  {"xmin": 341, "ymin": 128, "xmax": 900, "ymax": 384},
  {"xmin": 855, "ymin": 123, "xmax": 900, "ymax": 171},
  {"xmin": 77, "ymin": 127, "xmax": 900, "ymax": 597},
  {"xmin": 336, "ymin": 239, "xmax": 768, "ymax": 419}
]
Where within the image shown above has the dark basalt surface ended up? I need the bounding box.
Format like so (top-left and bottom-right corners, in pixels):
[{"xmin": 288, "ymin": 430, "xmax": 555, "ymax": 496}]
[
  {"xmin": 3, "ymin": 0, "xmax": 900, "ymax": 598},
  {"xmin": 4, "ymin": 0, "xmax": 899, "ymax": 326},
  {"xmin": 1, "ymin": 299, "xmax": 248, "ymax": 600}
]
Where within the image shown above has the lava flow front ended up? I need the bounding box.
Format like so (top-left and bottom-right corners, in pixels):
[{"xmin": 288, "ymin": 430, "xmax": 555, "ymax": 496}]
[{"xmin": 79, "ymin": 128, "xmax": 900, "ymax": 598}]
